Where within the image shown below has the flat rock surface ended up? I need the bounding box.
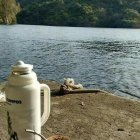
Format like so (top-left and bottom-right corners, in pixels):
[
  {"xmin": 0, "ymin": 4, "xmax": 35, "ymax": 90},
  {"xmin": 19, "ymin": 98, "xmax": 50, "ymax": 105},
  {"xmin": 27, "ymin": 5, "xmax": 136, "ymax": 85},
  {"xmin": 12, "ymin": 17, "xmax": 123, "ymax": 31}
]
[{"xmin": 0, "ymin": 80, "xmax": 140, "ymax": 140}]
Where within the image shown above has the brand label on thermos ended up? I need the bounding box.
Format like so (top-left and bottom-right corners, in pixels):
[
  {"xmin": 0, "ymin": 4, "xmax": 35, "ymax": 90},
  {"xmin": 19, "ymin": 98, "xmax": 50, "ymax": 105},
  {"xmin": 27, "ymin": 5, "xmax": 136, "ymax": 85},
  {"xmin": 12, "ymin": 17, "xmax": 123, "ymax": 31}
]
[{"xmin": 7, "ymin": 98, "xmax": 22, "ymax": 104}]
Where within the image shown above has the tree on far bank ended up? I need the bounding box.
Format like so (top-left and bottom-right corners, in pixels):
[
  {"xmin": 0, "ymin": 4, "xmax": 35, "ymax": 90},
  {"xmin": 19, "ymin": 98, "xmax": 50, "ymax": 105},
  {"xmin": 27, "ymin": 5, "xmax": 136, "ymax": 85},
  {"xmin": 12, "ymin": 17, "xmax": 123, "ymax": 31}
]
[{"xmin": 0, "ymin": 0, "xmax": 20, "ymax": 24}]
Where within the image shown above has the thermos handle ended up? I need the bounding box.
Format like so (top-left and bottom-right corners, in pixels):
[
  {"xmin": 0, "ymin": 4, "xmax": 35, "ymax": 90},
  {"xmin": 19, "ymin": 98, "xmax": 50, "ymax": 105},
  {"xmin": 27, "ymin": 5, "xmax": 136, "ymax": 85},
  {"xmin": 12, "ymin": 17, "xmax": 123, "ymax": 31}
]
[{"xmin": 40, "ymin": 84, "xmax": 50, "ymax": 126}]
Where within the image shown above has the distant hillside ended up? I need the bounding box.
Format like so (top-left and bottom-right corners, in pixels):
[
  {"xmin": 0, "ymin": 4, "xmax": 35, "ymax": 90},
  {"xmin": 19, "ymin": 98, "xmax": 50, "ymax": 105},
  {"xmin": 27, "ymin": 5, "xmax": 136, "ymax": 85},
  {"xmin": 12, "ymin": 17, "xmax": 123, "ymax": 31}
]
[
  {"xmin": 0, "ymin": 0, "xmax": 20, "ymax": 24},
  {"xmin": 17, "ymin": 0, "xmax": 140, "ymax": 28}
]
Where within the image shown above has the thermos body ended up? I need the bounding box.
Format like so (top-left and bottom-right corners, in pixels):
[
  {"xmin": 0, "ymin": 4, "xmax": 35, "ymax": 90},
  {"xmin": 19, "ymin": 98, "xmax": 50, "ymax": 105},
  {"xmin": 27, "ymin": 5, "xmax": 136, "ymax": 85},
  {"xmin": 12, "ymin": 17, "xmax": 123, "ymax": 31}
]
[{"xmin": 6, "ymin": 82, "xmax": 41, "ymax": 140}]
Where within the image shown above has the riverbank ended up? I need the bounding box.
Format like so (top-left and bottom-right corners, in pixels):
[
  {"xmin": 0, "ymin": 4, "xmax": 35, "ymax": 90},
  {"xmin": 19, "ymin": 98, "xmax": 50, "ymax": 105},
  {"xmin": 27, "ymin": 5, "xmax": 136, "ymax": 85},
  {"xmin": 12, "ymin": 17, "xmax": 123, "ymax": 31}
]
[{"xmin": 0, "ymin": 80, "xmax": 140, "ymax": 140}]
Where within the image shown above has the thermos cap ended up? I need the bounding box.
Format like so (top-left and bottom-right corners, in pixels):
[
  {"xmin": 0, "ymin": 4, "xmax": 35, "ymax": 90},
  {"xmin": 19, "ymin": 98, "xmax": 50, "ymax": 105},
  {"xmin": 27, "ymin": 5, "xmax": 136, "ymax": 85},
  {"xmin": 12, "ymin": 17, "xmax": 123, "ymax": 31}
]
[{"xmin": 12, "ymin": 60, "xmax": 33, "ymax": 74}]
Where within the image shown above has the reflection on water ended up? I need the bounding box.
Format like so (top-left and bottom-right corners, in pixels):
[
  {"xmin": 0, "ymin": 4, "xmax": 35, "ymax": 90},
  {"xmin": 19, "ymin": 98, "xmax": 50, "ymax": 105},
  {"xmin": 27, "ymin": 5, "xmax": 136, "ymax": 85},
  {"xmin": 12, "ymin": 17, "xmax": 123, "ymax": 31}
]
[{"xmin": 0, "ymin": 25, "xmax": 140, "ymax": 99}]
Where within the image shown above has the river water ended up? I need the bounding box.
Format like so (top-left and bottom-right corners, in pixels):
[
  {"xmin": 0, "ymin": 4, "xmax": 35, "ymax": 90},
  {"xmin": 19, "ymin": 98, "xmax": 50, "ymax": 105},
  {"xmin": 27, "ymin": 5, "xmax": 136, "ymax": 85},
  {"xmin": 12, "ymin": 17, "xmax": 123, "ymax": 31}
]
[{"xmin": 0, "ymin": 25, "xmax": 140, "ymax": 99}]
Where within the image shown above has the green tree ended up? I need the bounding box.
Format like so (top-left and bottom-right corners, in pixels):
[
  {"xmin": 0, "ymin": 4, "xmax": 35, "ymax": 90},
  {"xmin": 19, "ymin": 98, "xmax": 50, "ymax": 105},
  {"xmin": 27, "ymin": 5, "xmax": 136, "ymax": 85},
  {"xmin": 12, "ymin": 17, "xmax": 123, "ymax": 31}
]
[
  {"xmin": 0, "ymin": 0, "xmax": 20, "ymax": 24},
  {"xmin": 122, "ymin": 8, "xmax": 140, "ymax": 27}
]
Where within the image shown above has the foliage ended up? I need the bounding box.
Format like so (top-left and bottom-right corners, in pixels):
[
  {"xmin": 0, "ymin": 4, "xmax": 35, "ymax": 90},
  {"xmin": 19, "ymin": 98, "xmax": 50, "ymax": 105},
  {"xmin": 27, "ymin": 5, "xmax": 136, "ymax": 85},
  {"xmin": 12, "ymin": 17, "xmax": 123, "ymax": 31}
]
[
  {"xmin": 0, "ymin": 0, "xmax": 20, "ymax": 24},
  {"xmin": 17, "ymin": 0, "xmax": 140, "ymax": 28}
]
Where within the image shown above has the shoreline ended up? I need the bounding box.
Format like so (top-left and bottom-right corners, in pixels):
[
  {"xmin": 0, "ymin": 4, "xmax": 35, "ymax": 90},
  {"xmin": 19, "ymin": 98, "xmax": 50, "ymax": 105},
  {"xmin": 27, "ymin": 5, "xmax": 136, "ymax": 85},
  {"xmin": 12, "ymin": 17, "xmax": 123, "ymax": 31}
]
[
  {"xmin": 1, "ymin": 24, "xmax": 140, "ymax": 29},
  {"xmin": 0, "ymin": 80, "xmax": 140, "ymax": 140}
]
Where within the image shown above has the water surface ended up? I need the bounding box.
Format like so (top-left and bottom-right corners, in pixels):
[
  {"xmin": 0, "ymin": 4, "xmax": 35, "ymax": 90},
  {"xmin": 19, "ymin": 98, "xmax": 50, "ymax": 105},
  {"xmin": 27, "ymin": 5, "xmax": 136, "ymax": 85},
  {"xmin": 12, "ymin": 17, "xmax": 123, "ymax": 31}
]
[{"xmin": 0, "ymin": 25, "xmax": 140, "ymax": 99}]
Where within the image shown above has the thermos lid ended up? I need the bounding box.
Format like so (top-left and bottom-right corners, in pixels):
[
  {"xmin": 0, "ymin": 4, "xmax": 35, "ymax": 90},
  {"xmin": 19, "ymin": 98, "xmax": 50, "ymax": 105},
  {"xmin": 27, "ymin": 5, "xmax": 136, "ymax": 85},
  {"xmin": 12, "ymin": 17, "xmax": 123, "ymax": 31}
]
[{"xmin": 12, "ymin": 60, "xmax": 33, "ymax": 74}]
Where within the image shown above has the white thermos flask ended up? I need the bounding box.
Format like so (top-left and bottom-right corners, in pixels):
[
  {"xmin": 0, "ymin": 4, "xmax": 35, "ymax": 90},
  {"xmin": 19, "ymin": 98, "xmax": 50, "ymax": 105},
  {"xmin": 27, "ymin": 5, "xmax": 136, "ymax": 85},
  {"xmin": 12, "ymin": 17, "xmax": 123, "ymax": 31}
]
[{"xmin": 5, "ymin": 60, "xmax": 50, "ymax": 140}]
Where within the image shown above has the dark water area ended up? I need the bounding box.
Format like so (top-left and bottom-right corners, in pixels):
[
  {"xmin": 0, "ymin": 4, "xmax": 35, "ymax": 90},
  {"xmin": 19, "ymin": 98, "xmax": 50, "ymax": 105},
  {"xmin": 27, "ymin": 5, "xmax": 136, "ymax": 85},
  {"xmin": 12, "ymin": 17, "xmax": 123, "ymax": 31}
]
[{"xmin": 0, "ymin": 25, "xmax": 140, "ymax": 99}]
